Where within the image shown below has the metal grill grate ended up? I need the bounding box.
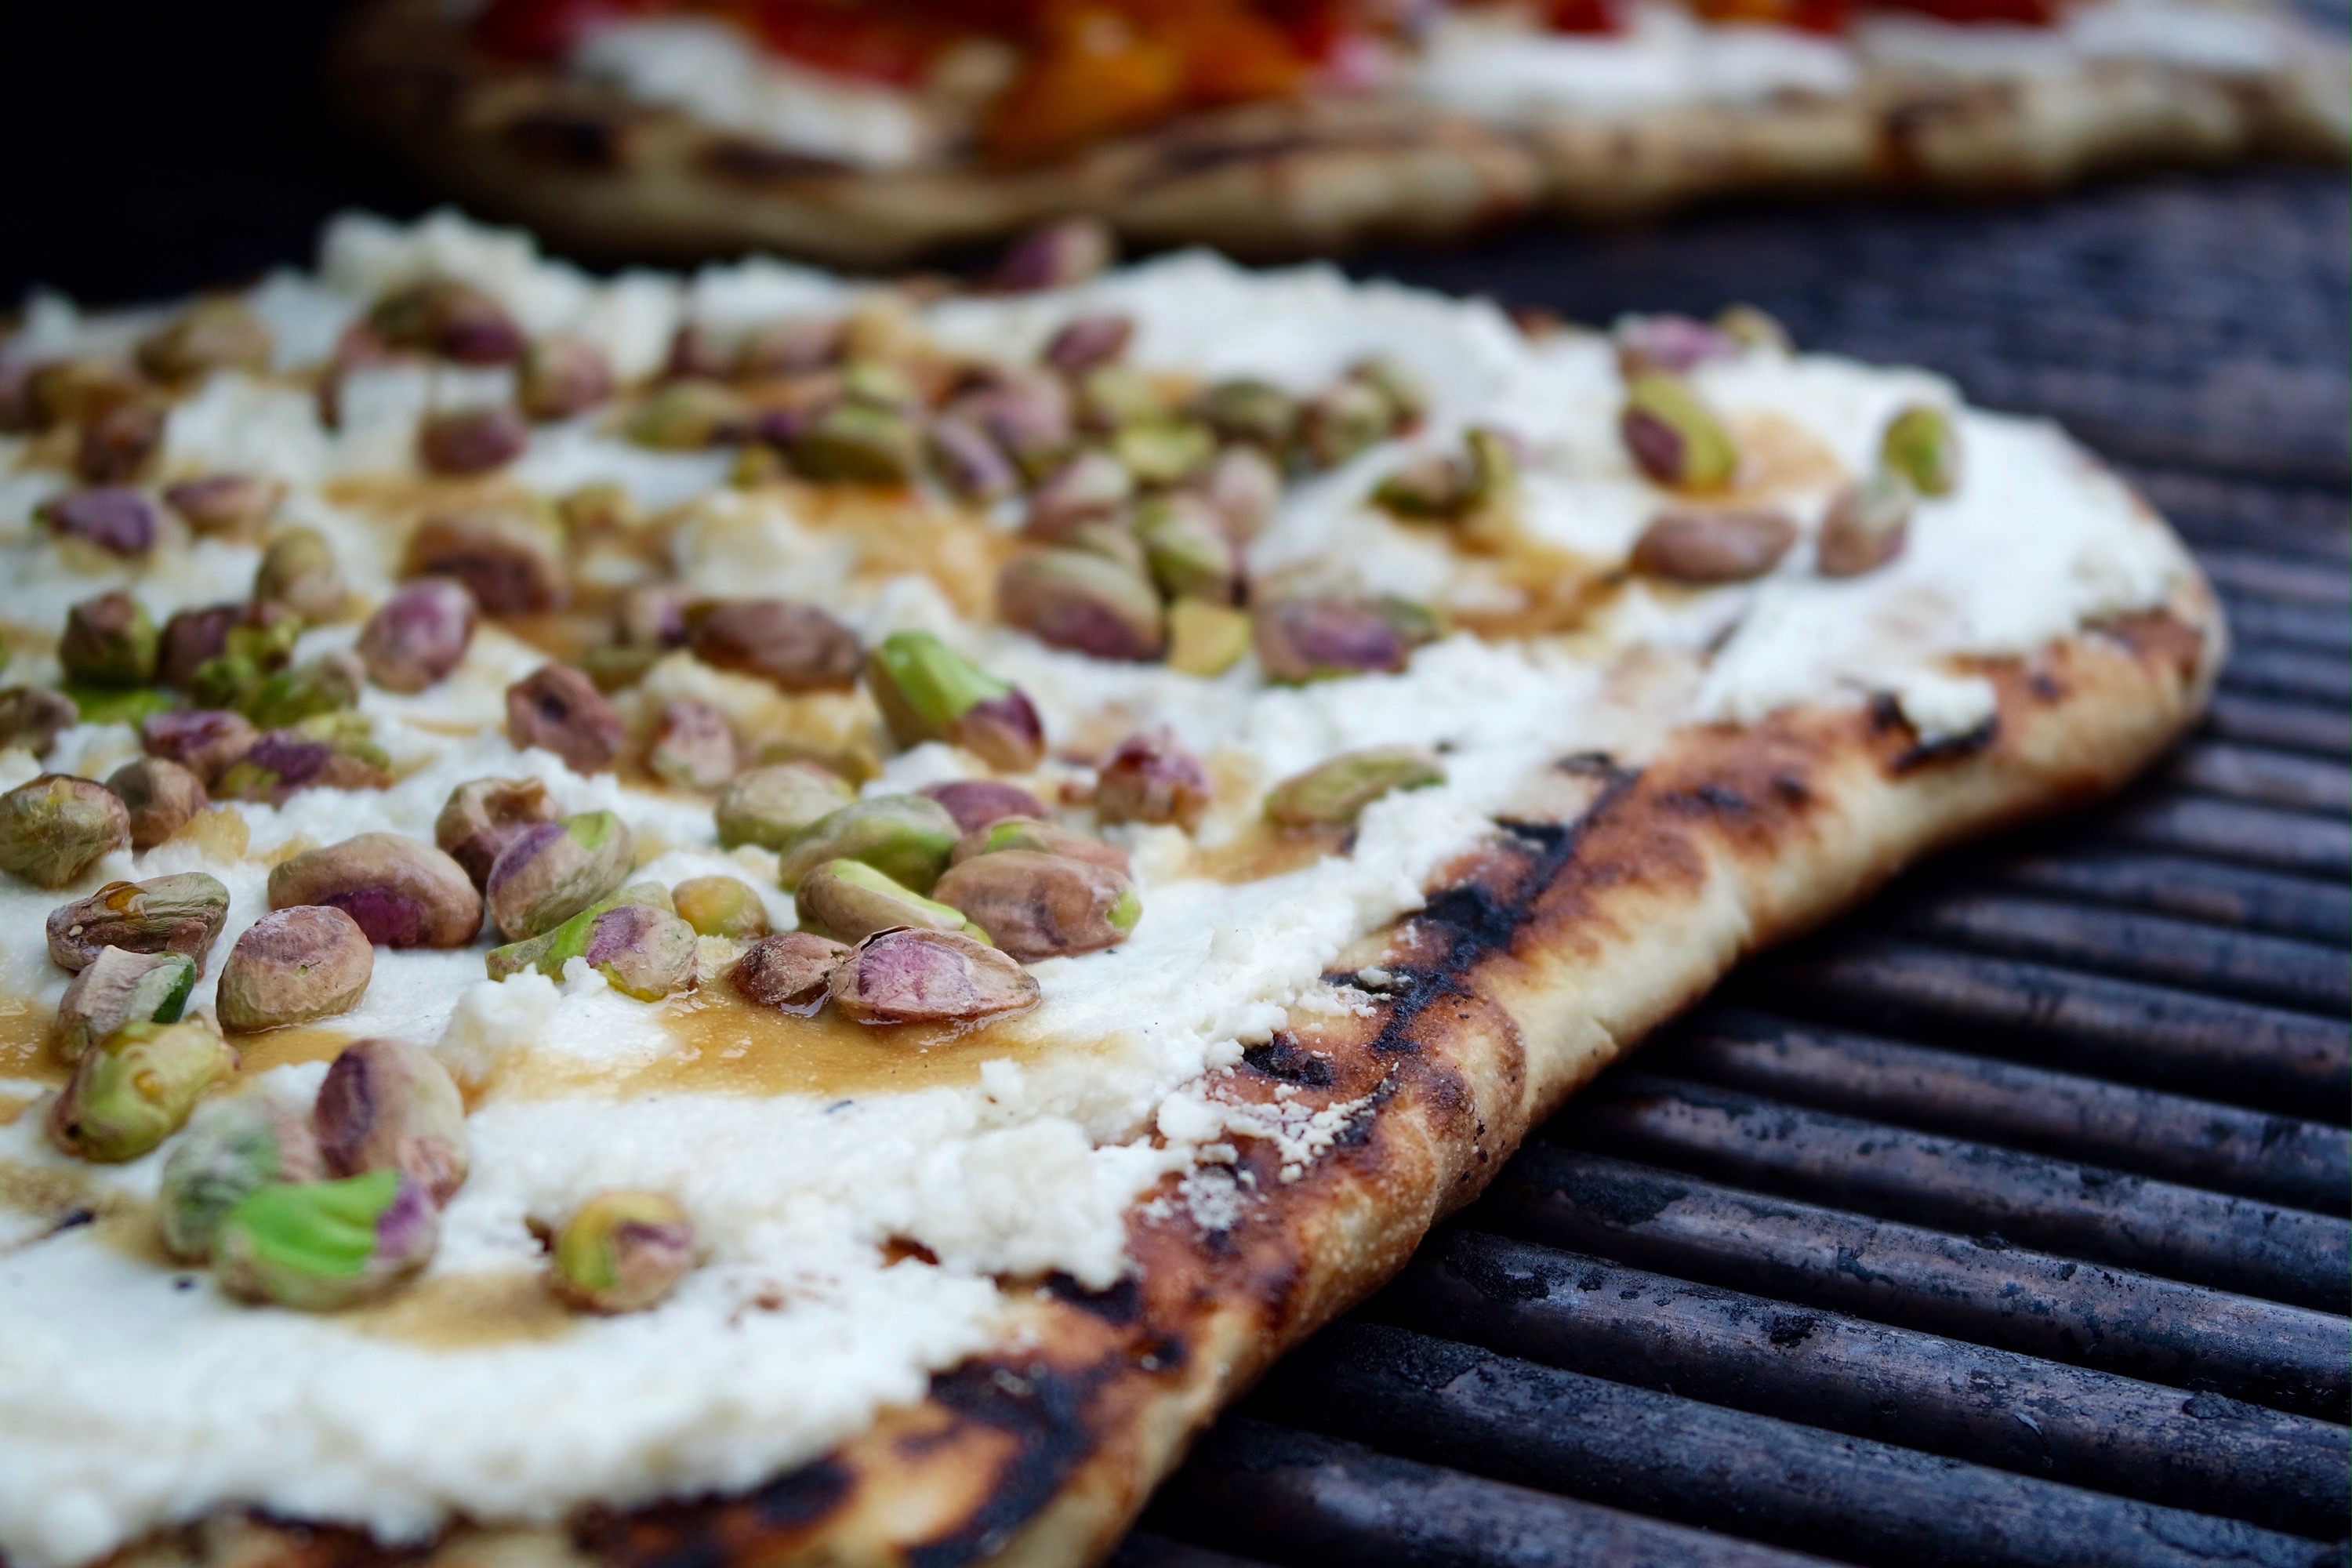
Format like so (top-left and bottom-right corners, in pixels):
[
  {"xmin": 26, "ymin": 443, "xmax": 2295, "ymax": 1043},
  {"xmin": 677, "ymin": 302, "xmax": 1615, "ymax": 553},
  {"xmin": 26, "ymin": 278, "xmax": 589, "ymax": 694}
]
[{"xmin": 1113, "ymin": 169, "xmax": 2351, "ymax": 1568}]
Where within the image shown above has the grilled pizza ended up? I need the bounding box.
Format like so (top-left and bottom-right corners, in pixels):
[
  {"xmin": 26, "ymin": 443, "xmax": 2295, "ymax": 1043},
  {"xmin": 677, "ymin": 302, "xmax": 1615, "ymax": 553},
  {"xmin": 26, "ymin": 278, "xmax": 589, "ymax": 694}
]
[
  {"xmin": 328, "ymin": 0, "xmax": 2350, "ymax": 264},
  {"xmin": 0, "ymin": 212, "xmax": 2219, "ymax": 1568}
]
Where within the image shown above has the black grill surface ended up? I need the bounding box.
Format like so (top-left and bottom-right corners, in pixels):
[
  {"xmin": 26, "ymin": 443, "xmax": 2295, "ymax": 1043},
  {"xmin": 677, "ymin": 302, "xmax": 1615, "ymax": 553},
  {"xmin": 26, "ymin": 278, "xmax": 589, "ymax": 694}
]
[{"xmin": 1116, "ymin": 170, "xmax": 2352, "ymax": 1568}]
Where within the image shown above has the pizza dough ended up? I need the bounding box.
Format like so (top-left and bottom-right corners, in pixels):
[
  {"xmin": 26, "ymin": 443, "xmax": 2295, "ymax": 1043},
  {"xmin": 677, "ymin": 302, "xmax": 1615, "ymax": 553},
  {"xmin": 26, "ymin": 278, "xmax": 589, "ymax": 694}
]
[
  {"xmin": 329, "ymin": 0, "xmax": 2349, "ymax": 264},
  {"xmin": 0, "ymin": 212, "xmax": 2218, "ymax": 1568}
]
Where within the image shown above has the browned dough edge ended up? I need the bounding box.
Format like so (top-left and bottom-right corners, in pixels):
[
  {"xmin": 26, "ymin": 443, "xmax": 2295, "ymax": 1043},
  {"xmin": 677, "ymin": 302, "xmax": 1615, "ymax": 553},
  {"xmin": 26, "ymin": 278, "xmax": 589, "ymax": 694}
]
[
  {"xmin": 325, "ymin": 0, "xmax": 2344, "ymax": 264},
  {"xmin": 83, "ymin": 554, "xmax": 2221, "ymax": 1568}
]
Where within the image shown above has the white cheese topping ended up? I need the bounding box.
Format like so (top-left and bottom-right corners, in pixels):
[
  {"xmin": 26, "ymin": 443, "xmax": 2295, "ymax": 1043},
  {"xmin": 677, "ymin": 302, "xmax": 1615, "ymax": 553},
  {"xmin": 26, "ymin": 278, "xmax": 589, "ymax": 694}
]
[{"xmin": 0, "ymin": 212, "xmax": 2197, "ymax": 1568}]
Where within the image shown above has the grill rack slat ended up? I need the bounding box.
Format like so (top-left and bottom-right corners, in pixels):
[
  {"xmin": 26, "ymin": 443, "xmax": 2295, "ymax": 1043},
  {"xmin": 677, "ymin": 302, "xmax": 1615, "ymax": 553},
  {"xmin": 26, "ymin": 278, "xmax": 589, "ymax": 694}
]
[
  {"xmin": 1243, "ymin": 1322, "xmax": 2339, "ymax": 1568},
  {"xmin": 1137, "ymin": 172, "xmax": 2346, "ymax": 1567},
  {"xmin": 1375, "ymin": 1232, "xmax": 2350, "ymax": 1537}
]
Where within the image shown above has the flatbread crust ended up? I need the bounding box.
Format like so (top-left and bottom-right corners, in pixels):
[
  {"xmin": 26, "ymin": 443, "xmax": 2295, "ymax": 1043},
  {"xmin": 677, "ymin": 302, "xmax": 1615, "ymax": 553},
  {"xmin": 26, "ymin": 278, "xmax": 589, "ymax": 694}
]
[
  {"xmin": 104, "ymin": 566, "xmax": 2220, "ymax": 1568},
  {"xmin": 328, "ymin": 0, "xmax": 2346, "ymax": 265}
]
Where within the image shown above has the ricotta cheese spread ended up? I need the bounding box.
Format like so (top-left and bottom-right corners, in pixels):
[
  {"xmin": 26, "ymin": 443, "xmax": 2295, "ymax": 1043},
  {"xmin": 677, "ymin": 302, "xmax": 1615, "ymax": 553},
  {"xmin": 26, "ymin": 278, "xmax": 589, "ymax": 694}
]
[{"xmin": 0, "ymin": 212, "xmax": 2194, "ymax": 1568}]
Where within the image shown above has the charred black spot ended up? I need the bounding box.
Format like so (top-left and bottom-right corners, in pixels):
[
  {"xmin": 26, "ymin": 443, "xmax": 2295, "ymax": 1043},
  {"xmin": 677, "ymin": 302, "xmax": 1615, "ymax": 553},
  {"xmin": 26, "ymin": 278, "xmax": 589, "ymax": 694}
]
[
  {"xmin": 1566, "ymin": 1163, "xmax": 1690, "ymax": 1229},
  {"xmin": 1046, "ymin": 1272, "xmax": 1142, "ymax": 1323},
  {"xmin": 699, "ymin": 137, "xmax": 852, "ymax": 185},
  {"xmin": 1893, "ymin": 717, "xmax": 1999, "ymax": 775},
  {"xmin": 910, "ymin": 1360, "xmax": 1109, "ymax": 1568},
  {"xmin": 1771, "ymin": 773, "xmax": 1812, "ymax": 807},
  {"xmin": 1448, "ymin": 1238, "xmax": 1552, "ymax": 1302},
  {"xmin": 1556, "ymin": 751, "xmax": 1618, "ymax": 776},
  {"xmin": 1134, "ymin": 1333, "xmax": 1189, "ymax": 1374},
  {"xmin": 576, "ymin": 1457, "xmax": 852, "ymax": 1568},
  {"xmin": 1664, "ymin": 782, "xmax": 1749, "ymax": 817},
  {"xmin": 1767, "ymin": 1312, "xmax": 1820, "ymax": 1348},
  {"xmin": 1244, "ymin": 1034, "xmax": 1336, "ymax": 1087},
  {"xmin": 503, "ymin": 109, "xmax": 622, "ymax": 169},
  {"xmin": 749, "ymin": 1459, "xmax": 856, "ymax": 1530}
]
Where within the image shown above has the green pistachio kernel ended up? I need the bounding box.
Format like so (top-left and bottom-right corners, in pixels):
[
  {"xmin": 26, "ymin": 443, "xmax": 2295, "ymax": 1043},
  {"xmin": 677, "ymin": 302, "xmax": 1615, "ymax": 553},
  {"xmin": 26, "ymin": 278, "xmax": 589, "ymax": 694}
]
[
  {"xmin": 1110, "ymin": 419, "xmax": 1215, "ymax": 487},
  {"xmin": 550, "ymin": 1190, "xmax": 695, "ymax": 1314},
  {"xmin": 1620, "ymin": 372, "xmax": 1738, "ymax": 492},
  {"xmin": 49, "ymin": 1019, "xmax": 235, "ymax": 1163},
  {"xmin": 54, "ymin": 947, "xmax": 198, "ymax": 1063},
  {"xmin": 671, "ymin": 876, "xmax": 771, "ymax": 940},
  {"xmin": 215, "ymin": 1169, "xmax": 439, "ymax": 1312},
  {"xmin": 59, "ymin": 592, "xmax": 158, "ymax": 687},
  {"xmin": 790, "ymin": 404, "xmax": 920, "ymax": 485},
  {"xmin": 774, "ymin": 795, "xmax": 961, "ymax": 894},
  {"xmin": 1264, "ymin": 746, "xmax": 1446, "ymax": 829},
  {"xmin": 713, "ymin": 762, "xmax": 855, "ymax": 851},
  {"xmin": 866, "ymin": 631, "xmax": 1045, "ymax": 772},
  {"xmin": 159, "ymin": 1094, "xmax": 325, "ymax": 1261},
  {"xmin": 1880, "ymin": 404, "xmax": 1961, "ymax": 497},
  {"xmin": 797, "ymin": 858, "xmax": 980, "ymax": 944}
]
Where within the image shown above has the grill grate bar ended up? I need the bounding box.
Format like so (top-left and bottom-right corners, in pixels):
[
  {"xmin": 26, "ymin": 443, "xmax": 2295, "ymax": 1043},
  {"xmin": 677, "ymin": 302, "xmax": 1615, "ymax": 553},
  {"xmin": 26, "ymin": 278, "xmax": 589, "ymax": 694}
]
[
  {"xmin": 1150, "ymin": 1418, "xmax": 1844, "ymax": 1568},
  {"xmin": 2192, "ymin": 548, "xmax": 2352, "ymax": 608},
  {"xmin": 1374, "ymin": 1231, "xmax": 2350, "ymax": 1537},
  {"xmin": 1474, "ymin": 1146, "xmax": 2350, "ymax": 1417},
  {"xmin": 1748, "ymin": 938, "xmax": 2350, "ymax": 1112},
  {"xmin": 1982, "ymin": 849, "xmax": 2351, "ymax": 946},
  {"xmin": 2097, "ymin": 793, "xmax": 2352, "ymax": 878},
  {"xmin": 2202, "ymin": 693, "xmax": 2352, "ymax": 757},
  {"xmin": 1654, "ymin": 1007, "xmax": 2350, "ymax": 1212},
  {"xmin": 1889, "ymin": 889, "xmax": 2350, "ymax": 1013},
  {"xmin": 1550, "ymin": 1073, "xmax": 2350, "ymax": 1310},
  {"xmin": 2217, "ymin": 645, "xmax": 2352, "ymax": 707},
  {"xmin": 2125, "ymin": 467, "xmax": 2352, "ymax": 564},
  {"xmin": 2161, "ymin": 742, "xmax": 2352, "ymax": 815},
  {"xmin": 2213, "ymin": 593, "xmax": 2352, "ymax": 652},
  {"xmin": 1243, "ymin": 1320, "xmax": 2343, "ymax": 1566}
]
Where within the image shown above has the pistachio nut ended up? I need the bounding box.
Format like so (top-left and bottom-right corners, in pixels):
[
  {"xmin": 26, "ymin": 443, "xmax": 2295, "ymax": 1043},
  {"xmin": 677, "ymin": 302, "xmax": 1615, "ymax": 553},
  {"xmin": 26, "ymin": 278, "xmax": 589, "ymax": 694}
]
[
  {"xmin": 1095, "ymin": 729, "xmax": 1211, "ymax": 831},
  {"xmin": 1, "ymin": 687, "xmax": 80, "ymax": 759},
  {"xmin": 1881, "ymin": 404, "xmax": 1961, "ymax": 497},
  {"xmin": 927, "ymin": 416, "xmax": 1018, "ymax": 503},
  {"xmin": 1043, "ymin": 314, "xmax": 1134, "ymax": 376},
  {"xmin": 1817, "ymin": 471, "xmax": 1916, "ymax": 579},
  {"xmin": 76, "ymin": 398, "xmax": 166, "ymax": 486},
  {"xmin": 1630, "ymin": 507, "xmax": 1798, "ymax": 584},
  {"xmin": 789, "ymin": 403, "xmax": 919, "ymax": 485},
  {"xmin": 23, "ymin": 358, "xmax": 141, "ymax": 430},
  {"xmin": 268, "ymin": 833, "xmax": 482, "ymax": 948},
  {"xmin": 436, "ymin": 776, "xmax": 560, "ymax": 888},
  {"xmin": 828, "ymin": 927, "xmax": 1040, "ymax": 1026},
  {"xmin": 1024, "ymin": 449, "xmax": 1134, "ymax": 541},
  {"xmin": 241, "ymin": 652, "xmax": 364, "ymax": 731},
  {"xmin": 1194, "ymin": 379, "xmax": 1298, "ymax": 450},
  {"xmin": 506, "ymin": 664, "xmax": 626, "ymax": 774},
  {"xmin": 1298, "ymin": 379, "xmax": 1394, "ymax": 470},
  {"xmin": 1370, "ymin": 452, "xmax": 1462, "ymax": 519},
  {"xmin": 1253, "ymin": 596, "xmax": 1414, "ymax": 684},
  {"xmin": 143, "ymin": 708, "xmax": 257, "ymax": 782},
  {"xmin": 216, "ymin": 1170, "xmax": 440, "ymax": 1311},
  {"xmin": 953, "ymin": 372, "xmax": 1073, "ymax": 474},
  {"xmin": 212, "ymin": 716, "xmax": 392, "ymax": 804},
  {"xmin": 731, "ymin": 930, "xmax": 851, "ymax": 1014},
  {"xmin": 663, "ymin": 322, "xmax": 731, "ymax": 381},
  {"xmin": 1080, "ymin": 366, "xmax": 1163, "ymax": 427},
  {"xmin": 519, "ymin": 336, "xmax": 615, "ymax": 421},
  {"xmin": 1714, "ymin": 304, "xmax": 1791, "ymax": 354},
  {"xmin": 137, "ymin": 296, "xmax": 274, "ymax": 382},
  {"xmin": 687, "ymin": 599, "xmax": 863, "ymax": 693},
  {"xmin": 1612, "ymin": 314, "xmax": 1737, "ymax": 380},
  {"xmin": 1350, "ymin": 357, "xmax": 1426, "ymax": 428},
  {"xmin": 551, "ymin": 1191, "xmax": 695, "ymax": 1314},
  {"xmin": 672, "ymin": 875, "xmax": 771, "ymax": 940},
  {"xmin": 59, "ymin": 591, "xmax": 159, "ymax": 688},
  {"xmin": 841, "ymin": 358, "xmax": 916, "ymax": 411},
  {"xmin": 54, "ymin": 947, "xmax": 198, "ymax": 1063},
  {"xmin": 997, "ymin": 549, "xmax": 1166, "ymax": 663},
  {"xmin": 0, "ymin": 775, "xmax": 129, "ymax": 890},
  {"xmin": 253, "ymin": 528, "xmax": 343, "ymax": 624},
  {"xmin": 618, "ymin": 583, "xmax": 693, "ymax": 650},
  {"xmin": 485, "ymin": 810, "xmax": 635, "ymax": 941},
  {"xmin": 106, "ymin": 757, "xmax": 209, "ymax": 850},
  {"xmin": 1265, "ymin": 746, "xmax": 1445, "ymax": 829},
  {"xmin": 797, "ymin": 858, "xmax": 977, "ymax": 943},
  {"xmin": 216, "ymin": 905, "xmax": 373, "ymax": 1033},
  {"xmin": 1196, "ymin": 445, "xmax": 1281, "ymax": 543},
  {"xmin": 59, "ymin": 684, "xmax": 177, "ymax": 731},
  {"xmin": 738, "ymin": 316, "xmax": 845, "ymax": 376},
  {"xmin": 160, "ymin": 602, "xmax": 270, "ymax": 691},
  {"xmin": 158, "ymin": 1093, "xmax": 325, "ymax": 1261},
  {"xmin": 713, "ymin": 762, "xmax": 855, "ymax": 852},
  {"xmin": 1166, "ymin": 597, "xmax": 1252, "ymax": 677},
  {"xmin": 370, "ymin": 279, "xmax": 524, "ymax": 364},
  {"xmin": 949, "ymin": 816, "xmax": 1131, "ymax": 875},
  {"xmin": 647, "ymin": 699, "xmax": 740, "ymax": 791},
  {"xmin": 50, "ymin": 1019, "xmax": 235, "ymax": 1163},
  {"xmin": 1112, "ymin": 419, "xmax": 1215, "ymax": 488},
  {"xmin": 933, "ymin": 849, "xmax": 1137, "ymax": 961},
  {"xmin": 1135, "ymin": 495, "xmax": 1241, "ymax": 604},
  {"xmin": 417, "ymin": 405, "xmax": 529, "ymax": 476},
  {"xmin": 165, "ymin": 473, "xmax": 284, "ymax": 538},
  {"xmin": 485, "ymin": 898, "xmax": 699, "ymax": 1001},
  {"xmin": 405, "ymin": 509, "xmax": 568, "ymax": 616},
  {"xmin": 41, "ymin": 486, "xmax": 157, "ymax": 557},
  {"xmin": 358, "ymin": 577, "xmax": 478, "ymax": 693},
  {"xmin": 866, "ymin": 631, "xmax": 1045, "ymax": 771},
  {"xmin": 1621, "ymin": 372, "xmax": 1739, "ymax": 492},
  {"xmin": 993, "ymin": 216, "xmax": 1116, "ymax": 291},
  {"xmin": 916, "ymin": 779, "xmax": 1047, "ymax": 835},
  {"xmin": 775, "ymin": 794, "xmax": 960, "ymax": 893},
  {"xmin": 314, "ymin": 1036, "xmax": 470, "ymax": 1204},
  {"xmin": 629, "ymin": 379, "xmax": 748, "ymax": 451}
]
